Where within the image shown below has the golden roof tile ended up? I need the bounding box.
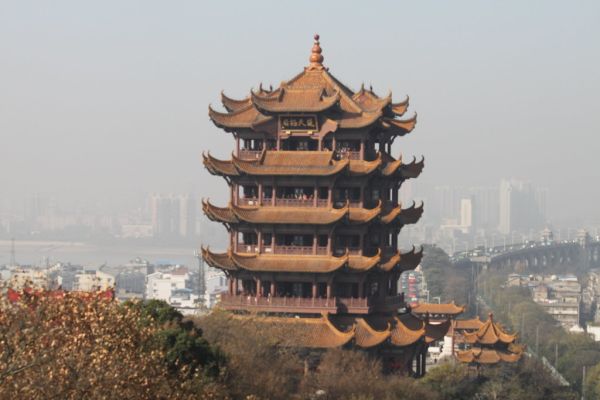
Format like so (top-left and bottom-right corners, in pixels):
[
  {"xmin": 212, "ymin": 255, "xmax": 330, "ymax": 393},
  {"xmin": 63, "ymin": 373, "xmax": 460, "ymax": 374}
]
[
  {"xmin": 209, "ymin": 35, "xmax": 416, "ymax": 133},
  {"xmin": 347, "ymin": 251, "xmax": 381, "ymax": 271},
  {"xmin": 412, "ymin": 302, "xmax": 465, "ymax": 316},
  {"xmin": 425, "ymin": 319, "xmax": 452, "ymax": 343},
  {"xmin": 463, "ymin": 313, "xmax": 517, "ymax": 345},
  {"xmin": 220, "ymin": 91, "xmax": 251, "ymax": 112},
  {"xmin": 205, "ymin": 151, "xmax": 421, "ymax": 181},
  {"xmin": 251, "ymin": 87, "xmax": 340, "ymax": 113},
  {"xmin": 232, "ymin": 151, "xmax": 349, "ymax": 176},
  {"xmin": 203, "ymin": 152, "xmax": 240, "ymax": 176},
  {"xmin": 381, "ymin": 114, "xmax": 418, "ymax": 136},
  {"xmin": 380, "ymin": 251, "xmax": 402, "ymax": 271},
  {"xmin": 208, "ymin": 103, "xmax": 272, "ymax": 130},
  {"xmin": 351, "ymin": 86, "xmax": 393, "ymax": 112},
  {"xmin": 348, "ymin": 156, "xmax": 383, "ymax": 175},
  {"xmin": 201, "ymin": 247, "xmax": 237, "ymax": 271},
  {"xmin": 454, "ymin": 317, "xmax": 485, "ymax": 331},
  {"xmin": 390, "ymin": 314, "xmax": 426, "ymax": 346},
  {"xmin": 203, "ymin": 200, "xmax": 393, "ymax": 226},
  {"xmin": 235, "ymin": 314, "xmax": 355, "ymax": 348},
  {"xmin": 391, "ymin": 96, "xmax": 410, "ymax": 117},
  {"xmin": 353, "ymin": 318, "xmax": 391, "ymax": 348},
  {"xmin": 455, "ymin": 348, "xmax": 522, "ymax": 364},
  {"xmin": 397, "ymin": 246, "xmax": 424, "ymax": 272}
]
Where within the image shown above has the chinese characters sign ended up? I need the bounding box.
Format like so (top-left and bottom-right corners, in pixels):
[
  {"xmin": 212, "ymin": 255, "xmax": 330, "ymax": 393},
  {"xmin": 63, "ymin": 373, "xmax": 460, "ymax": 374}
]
[{"xmin": 279, "ymin": 115, "xmax": 318, "ymax": 132}]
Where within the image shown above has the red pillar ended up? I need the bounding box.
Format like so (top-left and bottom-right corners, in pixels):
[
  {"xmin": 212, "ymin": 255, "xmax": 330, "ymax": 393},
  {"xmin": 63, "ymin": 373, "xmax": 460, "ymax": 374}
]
[{"xmin": 256, "ymin": 277, "xmax": 262, "ymax": 297}]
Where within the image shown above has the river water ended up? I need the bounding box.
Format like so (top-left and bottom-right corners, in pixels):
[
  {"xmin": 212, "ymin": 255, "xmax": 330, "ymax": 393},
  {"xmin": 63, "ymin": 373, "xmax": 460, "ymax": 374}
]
[{"xmin": 0, "ymin": 240, "xmax": 199, "ymax": 267}]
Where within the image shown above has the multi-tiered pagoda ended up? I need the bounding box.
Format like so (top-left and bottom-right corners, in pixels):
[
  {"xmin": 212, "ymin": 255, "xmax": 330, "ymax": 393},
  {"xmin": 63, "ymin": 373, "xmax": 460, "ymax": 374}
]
[
  {"xmin": 454, "ymin": 313, "xmax": 523, "ymax": 366},
  {"xmin": 202, "ymin": 35, "xmax": 448, "ymax": 375}
]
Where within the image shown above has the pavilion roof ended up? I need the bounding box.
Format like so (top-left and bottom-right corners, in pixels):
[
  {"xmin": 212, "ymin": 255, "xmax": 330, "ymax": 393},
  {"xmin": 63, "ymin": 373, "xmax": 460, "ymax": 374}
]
[
  {"xmin": 202, "ymin": 200, "xmax": 422, "ymax": 227},
  {"xmin": 453, "ymin": 317, "xmax": 485, "ymax": 331},
  {"xmin": 229, "ymin": 312, "xmax": 451, "ymax": 349},
  {"xmin": 411, "ymin": 301, "xmax": 465, "ymax": 316},
  {"xmin": 251, "ymin": 87, "xmax": 341, "ymax": 114},
  {"xmin": 201, "ymin": 246, "xmax": 422, "ymax": 274},
  {"xmin": 209, "ymin": 35, "xmax": 416, "ymax": 133},
  {"xmin": 455, "ymin": 348, "xmax": 522, "ymax": 364},
  {"xmin": 462, "ymin": 313, "xmax": 517, "ymax": 345},
  {"xmin": 203, "ymin": 151, "xmax": 424, "ymax": 179}
]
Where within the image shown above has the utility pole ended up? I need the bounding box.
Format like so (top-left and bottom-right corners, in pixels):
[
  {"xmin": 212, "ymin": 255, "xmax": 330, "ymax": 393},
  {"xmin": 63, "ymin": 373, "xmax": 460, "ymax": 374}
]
[
  {"xmin": 535, "ymin": 325, "xmax": 539, "ymax": 355},
  {"xmin": 194, "ymin": 250, "xmax": 206, "ymax": 297},
  {"xmin": 582, "ymin": 365, "xmax": 586, "ymax": 400},
  {"xmin": 555, "ymin": 343, "xmax": 559, "ymax": 367}
]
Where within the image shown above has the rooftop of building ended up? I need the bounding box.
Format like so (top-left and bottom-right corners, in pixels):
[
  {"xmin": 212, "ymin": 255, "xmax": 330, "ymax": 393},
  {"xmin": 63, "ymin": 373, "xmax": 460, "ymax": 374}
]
[{"xmin": 209, "ymin": 35, "xmax": 416, "ymax": 135}]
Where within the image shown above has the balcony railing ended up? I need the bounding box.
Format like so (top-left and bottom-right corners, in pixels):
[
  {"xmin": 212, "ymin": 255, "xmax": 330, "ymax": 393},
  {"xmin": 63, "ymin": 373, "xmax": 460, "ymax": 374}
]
[
  {"xmin": 334, "ymin": 200, "xmax": 362, "ymax": 208},
  {"xmin": 238, "ymin": 198, "xmax": 330, "ymax": 208},
  {"xmin": 337, "ymin": 297, "xmax": 369, "ymax": 313},
  {"xmin": 273, "ymin": 245, "xmax": 315, "ymax": 255},
  {"xmin": 275, "ymin": 198, "xmax": 315, "ymax": 207},
  {"xmin": 333, "ymin": 247, "xmax": 362, "ymax": 256},
  {"xmin": 238, "ymin": 149, "xmax": 262, "ymax": 159},
  {"xmin": 237, "ymin": 243, "xmax": 259, "ymax": 253},
  {"xmin": 337, "ymin": 150, "xmax": 361, "ymax": 160},
  {"xmin": 219, "ymin": 294, "xmax": 338, "ymax": 313},
  {"xmin": 219, "ymin": 294, "xmax": 405, "ymax": 314},
  {"xmin": 238, "ymin": 198, "xmax": 260, "ymax": 206},
  {"xmin": 256, "ymin": 246, "xmax": 329, "ymax": 255},
  {"xmin": 315, "ymin": 246, "xmax": 328, "ymax": 255}
]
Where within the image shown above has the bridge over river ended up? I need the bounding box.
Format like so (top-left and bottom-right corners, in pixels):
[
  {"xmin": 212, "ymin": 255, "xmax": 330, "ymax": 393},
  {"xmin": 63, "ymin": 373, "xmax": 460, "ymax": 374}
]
[{"xmin": 453, "ymin": 235, "xmax": 600, "ymax": 272}]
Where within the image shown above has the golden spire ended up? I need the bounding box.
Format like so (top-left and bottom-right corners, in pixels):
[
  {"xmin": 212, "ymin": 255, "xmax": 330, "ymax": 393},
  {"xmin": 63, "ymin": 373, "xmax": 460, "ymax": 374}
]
[{"xmin": 308, "ymin": 34, "xmax": 325, "ymax": 70}]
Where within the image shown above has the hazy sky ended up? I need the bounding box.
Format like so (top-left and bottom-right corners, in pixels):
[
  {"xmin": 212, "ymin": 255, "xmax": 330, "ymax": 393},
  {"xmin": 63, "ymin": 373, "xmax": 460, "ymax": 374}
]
[{"xmin": 1, "ymin": 1, "xmax": 599, "ymax": 222}]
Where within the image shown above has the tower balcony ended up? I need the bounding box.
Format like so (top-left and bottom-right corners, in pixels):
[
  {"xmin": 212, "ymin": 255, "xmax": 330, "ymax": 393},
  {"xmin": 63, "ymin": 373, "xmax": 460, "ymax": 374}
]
[
  {"xmin": 336, "ymin": 150, "xmax": 361, "ymax": 160},
  {"xmin": 274, "ymin": 198, "xmax": 329, "ymax": 207},
  {"xmin": 237, "ymin": 197, "xmax": 329, "ymax": 207},
  {"xmin": 218, "ymin": 293, "xmax": 404, "ymax": 314},
  {"xmin": 238, "ymin": 149, "xmax": 262, "ymax": 160},
  {"xmin": 237, "ymin": 243, "xmax": 328, "ymax": 255}
]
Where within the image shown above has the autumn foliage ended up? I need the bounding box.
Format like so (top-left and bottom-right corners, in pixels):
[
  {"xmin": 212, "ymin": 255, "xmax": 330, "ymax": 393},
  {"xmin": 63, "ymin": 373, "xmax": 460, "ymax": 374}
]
[{"xmin": 0, "ymin": 290, "xmax": 226, "ymax": 399}]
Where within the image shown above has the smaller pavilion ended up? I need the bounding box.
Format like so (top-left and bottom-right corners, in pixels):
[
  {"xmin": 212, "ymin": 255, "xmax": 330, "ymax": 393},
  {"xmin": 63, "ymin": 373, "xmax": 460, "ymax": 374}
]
[{"xmin": 454, "ymin": 313, "xmax": 523, "ymax": 366}]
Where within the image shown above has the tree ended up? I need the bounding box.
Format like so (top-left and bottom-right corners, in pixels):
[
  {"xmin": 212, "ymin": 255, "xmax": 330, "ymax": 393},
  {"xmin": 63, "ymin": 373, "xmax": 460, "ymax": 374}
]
[{"xmin": 0, "ymin": 290, "xmax": 228, "ymax": 399}]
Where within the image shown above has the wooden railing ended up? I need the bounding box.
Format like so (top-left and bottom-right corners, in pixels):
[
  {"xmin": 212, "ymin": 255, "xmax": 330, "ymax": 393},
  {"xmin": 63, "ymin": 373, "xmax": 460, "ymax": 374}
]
[
  {"xmin": 337, "ymin": 150, "xmax": 361, "ymax": 160},
  {"xmin": 237, "ymin": 243, "xmax": 258, "ymax": 253},
  {"xmin": 220, "ymin": 294, "xmax": 337, "ymax": 310},
  {"xmin": 219, "ymin": 293, "xmax": 404, "ymax": 314},
  {"xmin": 274, "ymin": 245, "xmax": 315, "ymax": 255},
  {"xmin": 238, "ymin": 243, "xmax": 328, "ymax": 256},
  {"xmin": 238, "ymin": 149, "xmax": 262, "ymax": 159},
  {"xmin": 333, "ymin": 247, "xmax": 362, "ymax": 256},
  {"xmin": 238, "ymin": 198, "xmax": 330, "ymax": 208},
  {"xmin": 238, "ymin": 198, "xmax": 259, "ymax": 206},
  {"xmin": 334, "ymin": 200, "xmax": 362, "ymax": 208},
  {"xmin": 315, "ymin": 246, "xmax": 328, "ymax": 255},
  {"xmin": 337, "ymin": 297, "xmax": 368, "ymax": 309},
  {"xmin": 275, "ymin": 198, "xmax": 315, "ymax": 207}
]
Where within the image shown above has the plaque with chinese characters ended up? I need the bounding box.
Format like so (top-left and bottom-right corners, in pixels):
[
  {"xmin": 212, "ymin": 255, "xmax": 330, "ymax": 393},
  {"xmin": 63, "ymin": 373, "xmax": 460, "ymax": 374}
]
[{"xmin": 279, "ymin": 115, "xmax": 318, "ymax": 133}]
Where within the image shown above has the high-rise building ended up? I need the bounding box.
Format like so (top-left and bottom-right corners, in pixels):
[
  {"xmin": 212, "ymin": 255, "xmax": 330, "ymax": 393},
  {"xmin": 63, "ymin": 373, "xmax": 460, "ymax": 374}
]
[
  {"xmin": 460, "ymin": 198, "xmax": 473, "ymax": 231},
  {"xmin": 201, "ymin": 35, "xmax": 449, "ymax": 375},
  {"xmin": 150, "ymin": 194, "xmax": 197, "ymax": 238},
  {"xmin": 498, "ymin": 179, "xmax": 546, "ymax": 235}
]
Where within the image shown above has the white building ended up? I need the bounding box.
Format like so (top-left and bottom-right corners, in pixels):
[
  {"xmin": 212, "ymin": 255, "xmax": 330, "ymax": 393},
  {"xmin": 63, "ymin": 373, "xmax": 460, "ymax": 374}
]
[
  {"xmin": 7, "ymin": 268, "xmax": 50, "ymax": 290},
  {"xmin": 72, "ymin": 270, "xmax": 115, "ymax": 291},
  {"xmin": 144, "ymin": 266, "xmax": 201, "ymax": 314}
]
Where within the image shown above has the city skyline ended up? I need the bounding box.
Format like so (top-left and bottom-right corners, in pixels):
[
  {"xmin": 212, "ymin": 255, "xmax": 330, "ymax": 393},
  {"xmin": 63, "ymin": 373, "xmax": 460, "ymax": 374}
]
[{"xmin": 1, "ymin": 1, "xmax": 599, "ymax": 224}]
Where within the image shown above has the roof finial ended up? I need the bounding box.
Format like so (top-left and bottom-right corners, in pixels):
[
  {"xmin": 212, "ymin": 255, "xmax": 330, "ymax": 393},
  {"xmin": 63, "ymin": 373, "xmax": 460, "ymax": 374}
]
[{"xmin": 308, "ymin": 34, "xmax": 324, "ymax": 70}]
